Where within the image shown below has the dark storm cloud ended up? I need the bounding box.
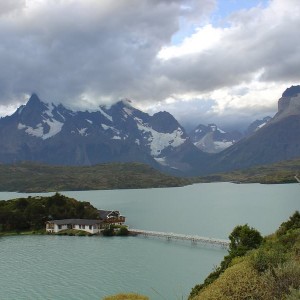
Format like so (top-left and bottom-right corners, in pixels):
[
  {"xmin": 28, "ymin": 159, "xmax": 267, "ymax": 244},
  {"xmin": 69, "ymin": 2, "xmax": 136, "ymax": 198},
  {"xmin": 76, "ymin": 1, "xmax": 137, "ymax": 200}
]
[
  {"xmin": 0, "ymin": 0, "xmax": 299, "ymax": 127},
  {"xmin": 0, "ymin": 0, "xmax": 26, "ymax": 16},
  {"xmin": 0, "ymin": 0, "xmax": 214, "ymax": 108}
]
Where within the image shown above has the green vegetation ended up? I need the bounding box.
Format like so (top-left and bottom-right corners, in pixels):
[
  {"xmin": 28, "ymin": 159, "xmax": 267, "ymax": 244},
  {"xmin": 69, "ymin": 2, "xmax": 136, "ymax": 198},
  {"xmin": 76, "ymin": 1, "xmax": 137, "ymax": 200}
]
[
  {"xmin": 0, "ymin": 162, "xmax": 191, "ymax": 192},
  {"xmin": 0, "ymin": 193, "xmax": 99, "ymax": 233},
  {"xmin": 189, "ymin": 224, "xmax": 263, "ymax": 298},
  {"xmin": 196, "ymin": 158, "xmax": 300, "ymax": 184},
  {"xmin": 55, "ymin": 229, "xmax": 93, "ymax": 236},
  {"xmin": 189, "ymin": 211, "xmax": 300, "ymax": 300},
  {"xmin": 102, "ymin": 225, "xmax": 129, "ymax": 237},
  {"xmin": 1, "ymin": 158, "xmax": 299, "ymax": 192},
  {"xmin": 102, "ymin": 294, "xmax": 149, "ymax": 300}
]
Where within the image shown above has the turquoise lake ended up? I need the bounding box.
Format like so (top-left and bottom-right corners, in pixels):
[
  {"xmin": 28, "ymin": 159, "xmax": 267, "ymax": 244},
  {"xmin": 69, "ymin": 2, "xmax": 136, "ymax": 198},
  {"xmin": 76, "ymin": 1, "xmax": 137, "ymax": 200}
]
[{"xmin": 0, "ymin": 183, "xmax": 299, "ymax": 299}]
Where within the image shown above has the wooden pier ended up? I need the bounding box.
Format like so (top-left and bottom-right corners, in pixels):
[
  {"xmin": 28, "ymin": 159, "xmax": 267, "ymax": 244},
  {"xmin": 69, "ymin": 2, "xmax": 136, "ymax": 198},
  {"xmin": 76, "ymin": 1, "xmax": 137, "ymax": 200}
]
[{"xmin": 129, "ymin": 229, "xmax": 230, "ymax": 248}]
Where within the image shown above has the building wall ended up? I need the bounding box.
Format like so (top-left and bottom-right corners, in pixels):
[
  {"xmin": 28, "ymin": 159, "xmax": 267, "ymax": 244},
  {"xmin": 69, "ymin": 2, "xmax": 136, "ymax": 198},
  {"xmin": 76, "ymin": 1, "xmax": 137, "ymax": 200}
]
[
  {"xmin": 46, "ymin": 220, "xmax": 128, "ymax": 234},
  {"xmin": 73, "ymin": 224, "xmax": 101, "ymax": 234},
  {"xmin": 46, "ymin": 222, "xmax": 102, "ymax": 234},
  {"xmin": 55, "ymin": 224, "xmax": 68, "ymax": 233}
]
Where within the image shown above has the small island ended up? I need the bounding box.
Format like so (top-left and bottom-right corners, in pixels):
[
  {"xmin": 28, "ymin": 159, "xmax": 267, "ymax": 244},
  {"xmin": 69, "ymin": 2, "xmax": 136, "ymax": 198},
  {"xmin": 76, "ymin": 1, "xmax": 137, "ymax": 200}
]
[{"xmin": 0, "ymin": 192, "xmax": 128, "ymax": 237}]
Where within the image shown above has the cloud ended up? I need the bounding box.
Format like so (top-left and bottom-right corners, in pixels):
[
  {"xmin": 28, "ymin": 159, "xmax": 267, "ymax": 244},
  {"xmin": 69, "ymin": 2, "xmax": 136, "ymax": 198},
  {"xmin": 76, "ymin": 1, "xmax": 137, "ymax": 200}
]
[
  {"xmin": 157, "ymin": 0, "xmax": 300, "ymax": 91},
  {"xmin": 0, "ymin": 0, "xmax": 299, "ymax": 130},
  {"xmin": 0, "ymin": 0, "xmax": 26, "ymax": 16},
  {"xmin": 0, "ymin": 0, "xmax": 214, "ymax": 109},
  {"xmin": 147, "ymin": 0, "xmax": 300, "ymax": 126}
]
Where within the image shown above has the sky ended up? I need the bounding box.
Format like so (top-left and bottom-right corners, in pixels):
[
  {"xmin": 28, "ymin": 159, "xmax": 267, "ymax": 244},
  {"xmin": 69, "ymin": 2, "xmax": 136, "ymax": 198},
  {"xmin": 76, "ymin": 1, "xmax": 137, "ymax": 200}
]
[{"xmin": 0, "ymin": 0, "xmax": 299, "ymax": 131}]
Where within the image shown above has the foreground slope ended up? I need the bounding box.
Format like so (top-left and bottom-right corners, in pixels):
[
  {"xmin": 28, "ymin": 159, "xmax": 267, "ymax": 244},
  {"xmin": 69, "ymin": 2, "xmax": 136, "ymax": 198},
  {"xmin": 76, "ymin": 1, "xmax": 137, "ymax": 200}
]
[{"xmin": 190, "ymin": 212, "xmax": 300, "ymax": 300}]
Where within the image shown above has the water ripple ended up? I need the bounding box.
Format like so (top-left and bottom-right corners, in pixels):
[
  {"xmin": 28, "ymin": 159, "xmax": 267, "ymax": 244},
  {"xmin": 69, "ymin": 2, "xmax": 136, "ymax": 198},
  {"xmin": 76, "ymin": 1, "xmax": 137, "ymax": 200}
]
[{"xmin": 0, "ymin": 235, "xmax": 225, "ymax": 300}]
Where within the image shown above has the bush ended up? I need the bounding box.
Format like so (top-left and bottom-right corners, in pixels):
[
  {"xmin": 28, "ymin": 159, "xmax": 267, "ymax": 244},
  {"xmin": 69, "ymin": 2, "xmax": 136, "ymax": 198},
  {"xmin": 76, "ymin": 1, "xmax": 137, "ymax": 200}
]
[
  {"xmin": 277, "ymin": 211, "xmax": 300, "ymax": 236},
  {"xmin": 117, "ymin": 226, "xmax": 129, "ymax": 236},
  {"xmin": 278, "ymin": 229, "xmax": 300, "ymax": 250},
  {"xmin": 250, "ymin": 245, "xmax": 287, "ymax": 273},
  {"xmin": 102, "ymin": 226, "xmax": 114, "ymax": 236},
  {"xmin": 261, "ymin": 261, "xmax": 300, "ymax": 299},
  {"xmin": 193, "ymin": 261, "xmax": 266, "ymax": 300}
]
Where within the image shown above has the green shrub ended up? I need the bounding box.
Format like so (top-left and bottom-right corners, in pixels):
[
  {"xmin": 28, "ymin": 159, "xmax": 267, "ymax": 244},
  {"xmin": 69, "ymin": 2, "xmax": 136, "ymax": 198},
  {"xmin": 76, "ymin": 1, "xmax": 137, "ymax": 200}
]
[
  {"xmin": 262, "ymin": 261, "xmax": 300, "ymax": 299},
  {"xmin": 250, "ymin": 245, "xmax": 287, "ymax": 273},
  {"xmin": 277, "ymin": 211, "xmax": 300, "ymax": 237},
  {"xmin": 102, "ymin": 226, "xmax": 114, "ymax": 236},
  {"xmin": 192, "ymin": 261, "xmax": 266, "ymax": 300},
  {"xmin": 278, "ymin": 229, "xmax": 300, "ymax": 250},
  {"xmin": 76, "ymin": 231, "xmax": 87, "ymax": 236},
  {"xmin": 117, "ymin": 226, "xmax": 129, "ymax": 236}
]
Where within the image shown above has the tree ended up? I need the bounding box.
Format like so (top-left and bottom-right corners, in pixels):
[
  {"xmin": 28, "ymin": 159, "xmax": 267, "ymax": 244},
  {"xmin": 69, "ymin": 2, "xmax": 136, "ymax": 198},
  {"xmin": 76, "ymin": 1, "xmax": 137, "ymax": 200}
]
[
  {"xmin": 229, "ymin": 224, "xmax": 263, "ymax": 257},
  {"xmin": 276, "ymin": 211, "xmax": 300, "ymax": 236}
]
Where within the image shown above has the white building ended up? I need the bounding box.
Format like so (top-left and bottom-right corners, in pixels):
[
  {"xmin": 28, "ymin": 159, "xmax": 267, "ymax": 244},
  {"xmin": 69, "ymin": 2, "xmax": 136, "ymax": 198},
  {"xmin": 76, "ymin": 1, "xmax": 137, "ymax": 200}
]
[
  {"xmin": 46, "ymin": 219, "xmax": 104, "ymax": 234},
  {"xmin": 46, "ymin": 210, "xmax": 126, "ymax": 234}
]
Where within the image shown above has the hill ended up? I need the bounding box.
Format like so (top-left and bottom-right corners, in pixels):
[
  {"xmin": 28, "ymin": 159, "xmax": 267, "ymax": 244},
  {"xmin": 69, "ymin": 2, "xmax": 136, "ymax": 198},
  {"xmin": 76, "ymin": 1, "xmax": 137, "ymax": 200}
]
[
  {"xmin": 0, "ymin": 162, "xmax": 191, "ymax": 192},
  {"xmin": 189, "ymin": 211, "xmax": 300, "ymax": 300},
  {"xmin": 196, "ymin": 158, "xmax": 300, "ymax": 184}
]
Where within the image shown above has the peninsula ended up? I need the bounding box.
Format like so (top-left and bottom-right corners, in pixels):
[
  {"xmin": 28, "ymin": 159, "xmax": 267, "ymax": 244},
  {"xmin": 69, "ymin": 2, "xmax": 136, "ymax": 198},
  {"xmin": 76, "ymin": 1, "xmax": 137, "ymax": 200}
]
[{"xmin": 0, "ymin": 193, "xmax": 126, "ymax": 236}]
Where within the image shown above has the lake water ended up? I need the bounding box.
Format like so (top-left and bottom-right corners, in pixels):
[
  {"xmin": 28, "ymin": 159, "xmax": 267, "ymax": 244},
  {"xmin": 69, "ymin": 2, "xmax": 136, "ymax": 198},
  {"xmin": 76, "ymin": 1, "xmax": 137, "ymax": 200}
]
[{"xmin": 0, "ymin": 183, "xmax": 299, "ymax": 299}]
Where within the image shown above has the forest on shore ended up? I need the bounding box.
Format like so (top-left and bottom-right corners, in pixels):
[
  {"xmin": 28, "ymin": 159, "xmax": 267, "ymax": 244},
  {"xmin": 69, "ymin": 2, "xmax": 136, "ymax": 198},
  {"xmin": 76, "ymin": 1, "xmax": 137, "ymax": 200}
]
[{"xmin": 0, "ymin": 193, "xmax": 98, "ymax": 233}]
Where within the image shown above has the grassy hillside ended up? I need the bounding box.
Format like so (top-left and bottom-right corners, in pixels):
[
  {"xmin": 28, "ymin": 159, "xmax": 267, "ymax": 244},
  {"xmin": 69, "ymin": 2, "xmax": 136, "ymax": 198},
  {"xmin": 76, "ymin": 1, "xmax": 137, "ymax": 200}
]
[
  {"xmin": 189, "ymin": 212, "xmax": 300, "ymax": 300},
  {"xmin": 196, "ymin": 158, "xmax": 300, "ymax": 184},
  {"xmin": 0, "ymin": 162, "xmax": 191, "ymax": 192},
  {"xmin": 1, "ymin": 157, "xmax": 299, "ymax": 192}
]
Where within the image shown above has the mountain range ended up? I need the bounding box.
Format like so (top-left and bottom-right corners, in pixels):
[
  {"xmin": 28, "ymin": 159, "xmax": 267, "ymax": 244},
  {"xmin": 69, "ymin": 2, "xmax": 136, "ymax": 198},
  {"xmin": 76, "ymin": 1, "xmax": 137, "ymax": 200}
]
[
  {"xmin": 0, "ymin": 94, "xmax": 205, "ymax": 174},
  {"xmin": 206, "ymin": 85, "xmax": 300, "ymax": 174},
  {"xmin": 0, "ymin": 85, "xmax": 299, "ymax": 176}
]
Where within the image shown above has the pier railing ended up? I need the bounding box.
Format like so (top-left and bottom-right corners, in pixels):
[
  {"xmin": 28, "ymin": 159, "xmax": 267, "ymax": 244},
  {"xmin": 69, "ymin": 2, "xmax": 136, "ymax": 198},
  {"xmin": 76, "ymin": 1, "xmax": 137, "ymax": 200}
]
[{"xmin": 129, "ymin": 229, "xmax": 230, "ymax": 248}]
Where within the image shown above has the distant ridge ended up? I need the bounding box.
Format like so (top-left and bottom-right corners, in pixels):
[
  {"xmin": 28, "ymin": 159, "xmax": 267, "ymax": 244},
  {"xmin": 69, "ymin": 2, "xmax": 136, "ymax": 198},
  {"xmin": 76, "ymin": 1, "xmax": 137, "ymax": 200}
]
[
  {"xmin": 0, "ymin": 162, "xmax": 191, "ymax": 192},
  {"xmin": 204, "ymin": 85, "xmax": 300, "ymax": 174}
]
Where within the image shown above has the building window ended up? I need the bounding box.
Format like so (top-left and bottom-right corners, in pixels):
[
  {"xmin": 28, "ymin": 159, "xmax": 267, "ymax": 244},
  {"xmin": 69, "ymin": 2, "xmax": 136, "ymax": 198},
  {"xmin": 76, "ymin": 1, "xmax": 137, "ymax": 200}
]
[
  {"xmin": 58, "ymin": 225, "xmax": 62, "ymax": 229},
  {"xmin": 89, "ymin": 225, "xmax": 92, "ymax": 230}
]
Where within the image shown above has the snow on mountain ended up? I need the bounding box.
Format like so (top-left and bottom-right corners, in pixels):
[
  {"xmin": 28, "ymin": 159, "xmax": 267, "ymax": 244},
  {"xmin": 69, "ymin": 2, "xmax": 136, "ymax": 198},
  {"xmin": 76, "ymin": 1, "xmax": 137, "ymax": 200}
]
[
  {"xmin": 0, "ymin": 94, "xmax": 203, "ymax": 173},
  {"xmin": 99, "ymin": 107, "xmax": 113, "ymax": 122},
  {"xmin": 245, "ymin": 116, "xmax": 272, "ymax": 136},
  {"xmin": 190, "ymin": 123, "xmax": 242, "ymax": 153},
  {"xmin": 135, "ymin": 116, "xmax": 185, "ymax": 156},
  {"xmin": 78, "ymin": 128, "xmax": 89, "ymax": 136},
  {"xmin": 16, "ymin": 97, "xmax": 65, "ymax": 140}
]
